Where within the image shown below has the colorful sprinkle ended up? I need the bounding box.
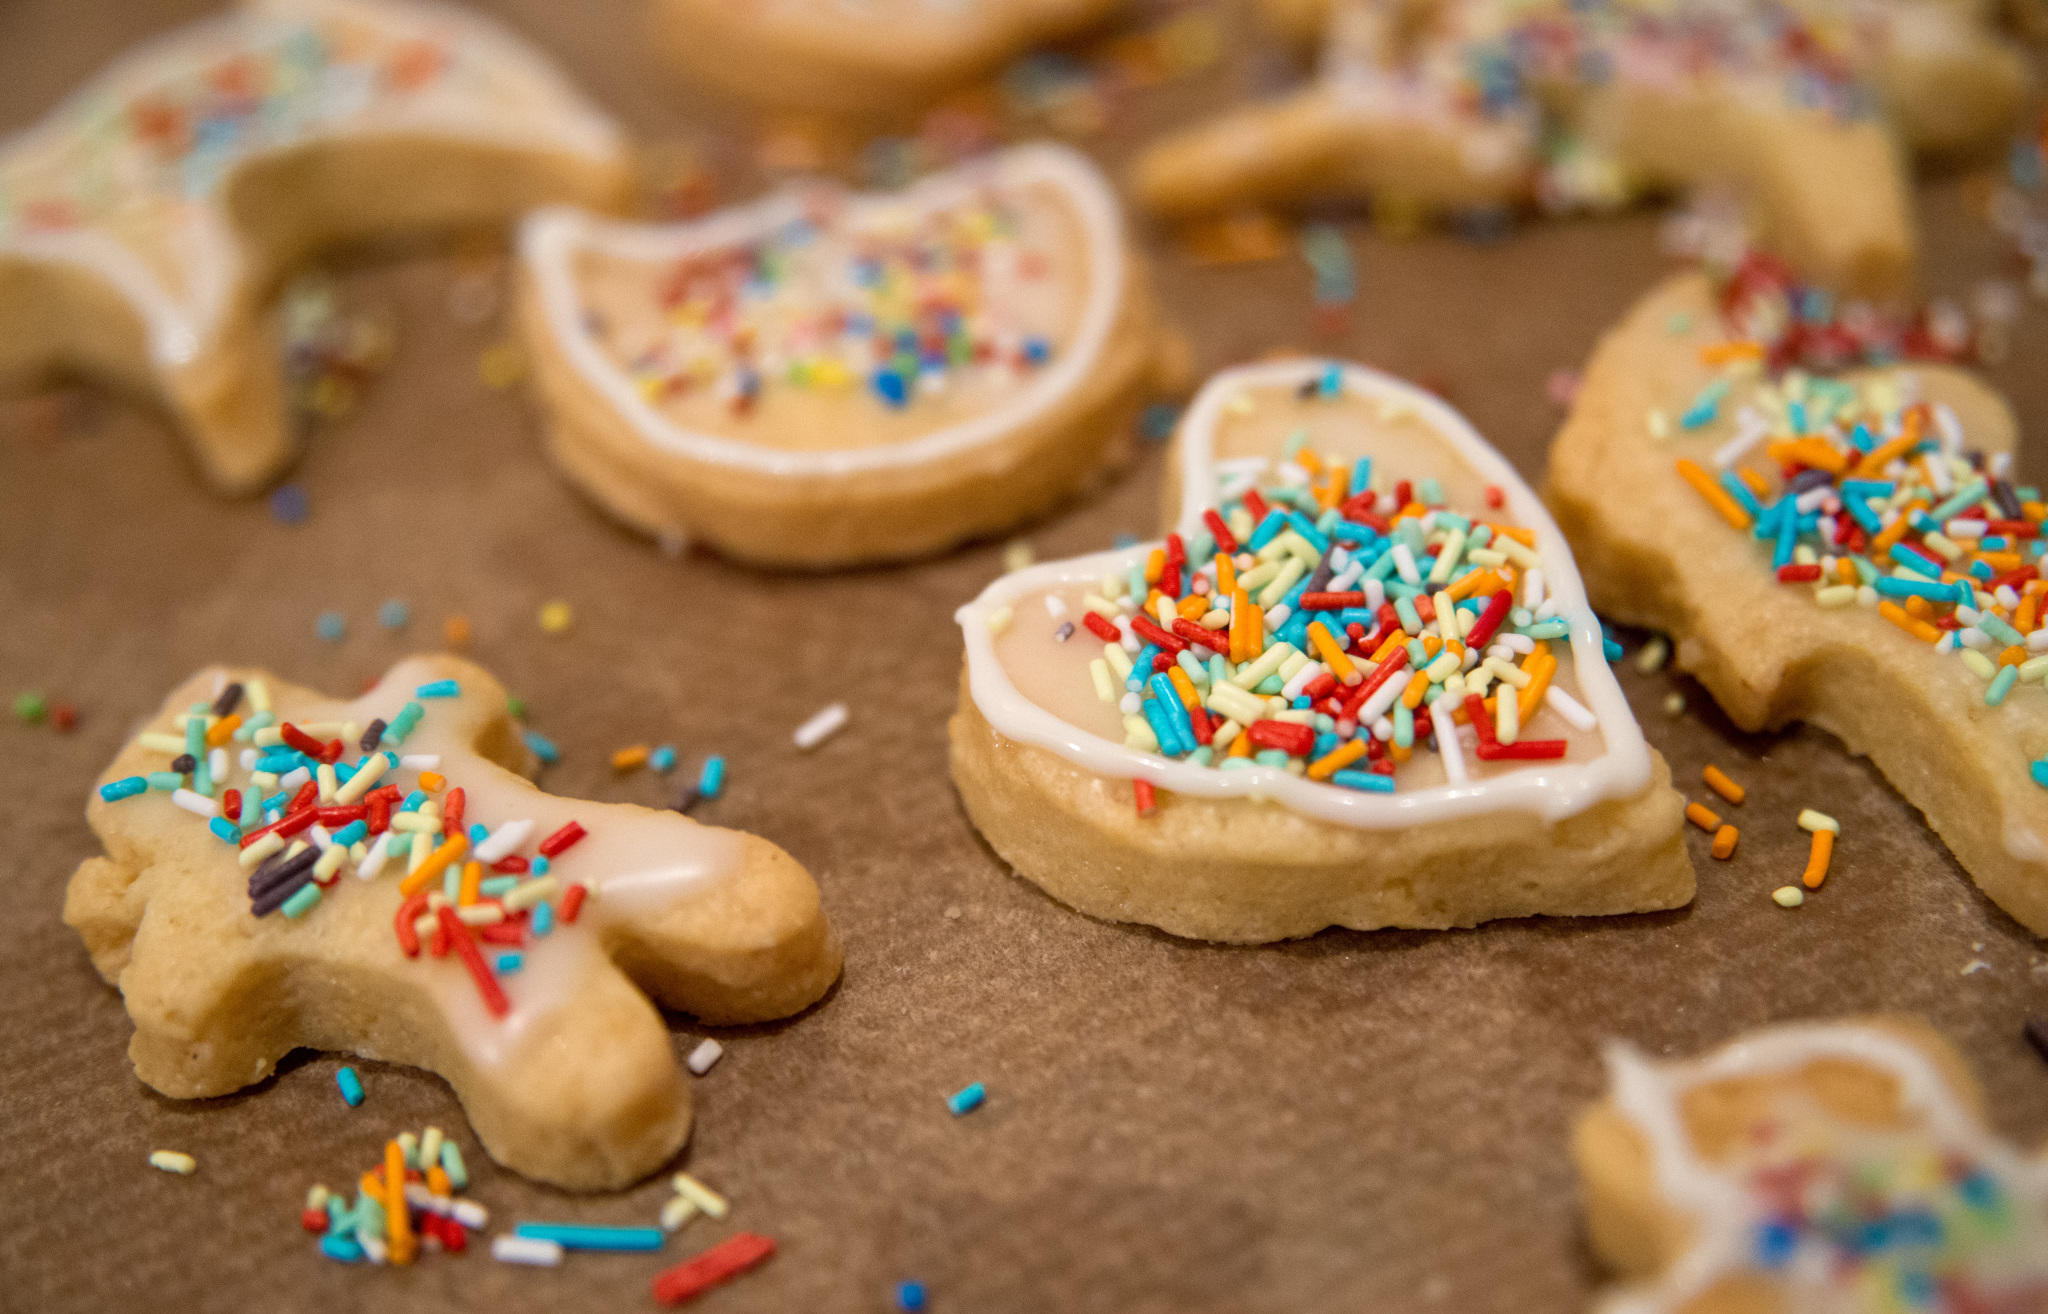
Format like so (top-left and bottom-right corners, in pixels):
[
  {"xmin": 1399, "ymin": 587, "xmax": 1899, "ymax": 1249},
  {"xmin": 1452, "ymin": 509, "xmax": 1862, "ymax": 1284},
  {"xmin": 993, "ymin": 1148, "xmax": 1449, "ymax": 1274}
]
[
  {"xmin": 148, "ymin": 1150, "xmax": 196, "ymax": 1175},
  {"xmin": 650, "ymin": 1233, "xmax": 776, "ymax": 1306},
  {"xmin": 947, "ymin": 1082, "xmax": 987, "ymax": 1116},
  {"xmin": 335, "ymin": 1066, "xmax": 364, "ymax": 1107}
]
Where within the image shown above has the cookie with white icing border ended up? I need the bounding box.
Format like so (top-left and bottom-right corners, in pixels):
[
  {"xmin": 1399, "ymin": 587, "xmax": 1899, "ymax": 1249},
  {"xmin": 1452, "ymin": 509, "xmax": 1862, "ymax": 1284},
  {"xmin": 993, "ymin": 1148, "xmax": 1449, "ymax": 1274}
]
[
  {"xmin": 1544, "ymin": 261, "xmax": 2048, "ymax": 936},
  {"xmin": 65, "ymin": 655, "xmax": 840, "ymax": 1190},
  {"xmin": 1576, "ymin": 1018, "xmax": 2048, "ymax": 1312},
  {"xmin": 950, "ymin": 359, "xmax": 1693, "ymax": 943},
  {"xmin": 516, "ymin": 142, "xmax": 1177, "ymax": 568},
  {"xmin": 1133, "ymin": 0, "xmax": 2030, "ymax": 296},
  {"xmin": 0, "ymin": 0, "xmax": 632, "ymax": 493},
  {"xmin": 649, "ymin": 0, "xmax": 1122, "ymax": 119}
]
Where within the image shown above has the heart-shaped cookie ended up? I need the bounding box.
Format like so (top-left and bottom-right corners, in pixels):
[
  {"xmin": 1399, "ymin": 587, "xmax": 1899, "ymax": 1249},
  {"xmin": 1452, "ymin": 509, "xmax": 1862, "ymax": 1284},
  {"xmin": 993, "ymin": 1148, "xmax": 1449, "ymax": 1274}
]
[
  {"xmin": 951, "ymin": 358, "xmax": 1693, "ymax": 942},
  {"xmin": 0, "ymin": 0, "xmax": 633, "ymax": 493},
  {"xmin": 516, "ymin": 142, "xmax": 1177, "ymax": 567},
  {"xmin": 67, "ymin": 655, "xmax": 840, "ymax": 1190}
]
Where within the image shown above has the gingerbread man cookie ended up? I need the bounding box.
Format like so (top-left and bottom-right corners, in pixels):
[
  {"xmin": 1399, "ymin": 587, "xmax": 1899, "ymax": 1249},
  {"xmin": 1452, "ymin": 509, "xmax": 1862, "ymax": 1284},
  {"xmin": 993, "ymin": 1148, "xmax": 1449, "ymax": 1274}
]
[
  {"xmin": 950, "ymin": 358, "xmax": 1693, "ymax": 943},
  {"xmin": 516, "ymin": 142, "xmax": 1178, "ymax": 567},
  {"xmin": 1577, "ymin": 1018, "xmax": 2048, "ymax": 1312},
  {"xmin": 0, "ymin": 0, "xmax": 633, "ymax": 493},
  {"xmin": 1133, "ymin": 0, "xmax": 2031, "ymax": 296},
  {"xmin": 1544, "ymin": 256, "xmax": 2048, "ymax": 936},
  {"xmin": 649, "ymin": 0, "xmax": 1123, "ymax": 119},
  {"xmin": 66, "ymin": 655, "xmax": 840, "ymax": 1190}
]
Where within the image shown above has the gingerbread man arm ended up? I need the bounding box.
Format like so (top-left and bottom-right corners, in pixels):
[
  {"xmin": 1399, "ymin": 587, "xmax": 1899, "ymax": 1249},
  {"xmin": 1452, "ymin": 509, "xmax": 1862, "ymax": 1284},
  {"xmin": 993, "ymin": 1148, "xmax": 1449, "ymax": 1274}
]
[{"xmin": 65, "ymin": 655, "xmax": 839, "ymax": 1190}]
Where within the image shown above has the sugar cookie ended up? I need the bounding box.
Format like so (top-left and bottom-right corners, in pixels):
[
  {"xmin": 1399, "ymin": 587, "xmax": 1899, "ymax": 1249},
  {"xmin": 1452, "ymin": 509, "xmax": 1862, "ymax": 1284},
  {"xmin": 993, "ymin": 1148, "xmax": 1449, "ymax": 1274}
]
[
  {"xmin": 0, "ymin": 0, "xmax": 632, "ymax": 493},
  {"xmin": 950, "ymin": 359, "xmax": 1693, "ymax": 942},
  {"xmin": 1544, "ymin": 256, "xmax": 2048, "ymax": 936},
  {"xmin": 649, "ymin": 0, "xmax": 1122, "ymax": 118},
  {"xmin": 1576, "ymin": 1018, "xmax": 2048, "ymax": 1312},
  {"xmin": 516, "ymin": 143, "xmax": 1177, "ymax": 567},
  {"xmin": 1133, "ymin": 0, "xmax": 2030, "ymax": 296},
  {"xmin": 66, "ymin": 655, "xmax": 840, "ymax": 1190}
]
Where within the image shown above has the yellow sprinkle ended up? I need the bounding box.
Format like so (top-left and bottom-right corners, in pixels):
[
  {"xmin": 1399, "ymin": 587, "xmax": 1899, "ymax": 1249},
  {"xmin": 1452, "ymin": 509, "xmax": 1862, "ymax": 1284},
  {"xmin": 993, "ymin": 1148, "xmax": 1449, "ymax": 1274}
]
[
  {"xmin": 612, "ymin": 745, "xmax": 651, "ymax": 772},
  {"xmin": 671, "ymin": 1173, "xmax": 729, "ymax": 1219},
  {"xmin": 1797, "ymin": 809, "xmax": 1839, "ymax": 835},
  {"xmin": 149, "ymin": 1150, "xmax": 197, "ymax": 1175},
  {"xmin": 985, "ymin": 606, "xmax": 1013, "ymax": 636},
  {"xmin": 478, "ymin": 340, "xmax": 526, "ymax": 389},
  {"xmin": 1003, "ymin": 540, "xmax": 1035, "ymax": 573},
  {"xmin": 1634, "ymin": 635, "xmax": 1669, "ymax": 674},
  {"xmin": 1772, "ymin": 885, "xmax": 1806, "ymax": 908},
  {"xmin": 538, "ymin": 600, "xmax": 573, "ymax": 634}
]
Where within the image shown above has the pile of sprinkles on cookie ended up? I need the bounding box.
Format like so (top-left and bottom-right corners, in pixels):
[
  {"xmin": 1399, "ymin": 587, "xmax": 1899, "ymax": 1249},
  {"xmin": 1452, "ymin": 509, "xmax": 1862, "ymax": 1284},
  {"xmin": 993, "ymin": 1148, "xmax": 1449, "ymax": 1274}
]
[{"xmin": 1068, "ymin": 364, "xmax": 1591, "ymax": 800}]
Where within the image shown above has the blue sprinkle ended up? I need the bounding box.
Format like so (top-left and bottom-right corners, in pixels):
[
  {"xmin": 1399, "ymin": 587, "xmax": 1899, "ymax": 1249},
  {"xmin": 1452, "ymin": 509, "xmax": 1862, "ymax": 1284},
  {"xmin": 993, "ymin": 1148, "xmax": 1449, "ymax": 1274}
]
[
  {"xmin": 469, "ymin": 823, "xmax": 489, "ymax": 844},
  {"xmin": 208, "ymin": 817, "xmax": 241, "ymax": 844},
  {"xmin": 318, "ymin": 1234, "xmax": 363, "ymax": 1263},
  {"xmin": 1317, "ymin": 363, "xmax": 1342, "ymax": 397},
  {"xmin": 2030, "ymin": 759, "xmax": 2048, "ymax": 791},
  {"xmin": 99, "ymin": 777, "xmax": 147, "ymax": 802},
  {"xmin": 532, "ymin": 901, "xmax": 555, "ymax": 937},
  {"xmin": 335, "ymin": 1066, "xmax": 364, "ymax": 1107},
  {"xmin": 1330, "ymin": 769, "xmax": 1396, "ymax": 793},
  {"xmin": 513, "ymin": 1223, "xmax": 664, "ymax": 1252},
  {"xmin": 1602, "ymin": 636, "xmax": 1624, "ymax": 662},
  {"xmin": 698, "ymin": 754, "xmax": 726, "ymax": 799},
  {"xmin": 1752, "ymin": 1219, "xmax": 1798, "ymax": 1268},
  {"xmin": 1139, "ymin": 403, "xmax": 1180, "ymax": 443},
  {"xmin": 316, "ymin": 611, "xmax": 346, "ymax": 642},
  {"xmin": 896, "ymin": 1281, "xmax": 928, "ymax": 1312},
  {"xmin": 377, "ymin": 599, "xmax": 409, "ymax": 629},
  {"xmin": 331, "ymin": 820, "xmax": 368, "ymax": 847},
  {"xmin": 494, "ymin": 952, "xmax": 523, "ymax": 975},
  {"xmin": 531, "ymin": 855, "xmax": 551, "ymax": 876},
  {"xmin": 522, "ymin": 729, "xmax": 560, "ymax": 764},
  {"xmin": 1021, "ymin": 336, "xmax": 1051, "ymax": 365},
  {"xmin": 270, "ymin": 483, "xmax": 309, "ymax": 524},
  {"xmin": 872, "ymin": 368, "xmax": 909, "ymax": 408},
  {"xmin": 946, "ymin": 1082, "xmax": 986, "ymax": 1116},
  {"xmin": 650, "ymin": 745, "xmax": 677, "ymax": 773},
  {"xmin": 414, "ymin": 679, "xmax": 460, "ymax": 699}
]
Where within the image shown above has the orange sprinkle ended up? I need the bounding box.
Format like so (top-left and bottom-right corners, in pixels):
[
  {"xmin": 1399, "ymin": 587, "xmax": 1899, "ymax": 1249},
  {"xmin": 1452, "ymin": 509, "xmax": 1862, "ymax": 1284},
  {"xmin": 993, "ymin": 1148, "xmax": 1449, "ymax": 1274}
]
[
  {"xmin": 384, "ymin": 1139, "xmax": 414, "ymax": 1265},
  {"xmin": 426, "ymin": 1164, "xmax": 452, "ymax": 1197},
  {"xmin": 1167, "ymin": 666, "xmax": 1202, "ymax": 711},
  {"xmin": 1677, "ymin": 459, "xmax": 1752, "ymax": 530},
  {"xmin": 1227, "ymin": 729, "xmax": 1253, "ymax": 758},
  {"xmin": 1702, "ymin": 765, "xmax": 1745, "ymax": 805},
  {"xmin": 1371, "ymin": 631, "xmax": 1406, "ymax": 663},
  {"xmin": 1870, "ymin": 507, "xmax": 1921, "ymax": 555},
  {"xmin": 1448, "ymin": 568, "xmax": 1503, "ymax": 602},
  {"xmin": 1685, "ymin": 801, "xmax": 1723, "ymax": 832},
  {"xmin": 1766, "ymin": 439, "xmax": 1846, "ymax": 475},
  {"xmin": 1905, "ymin": 595, "xmax": 1935, "ymax": 622},
  {"xmin": 1835, "ymin": 557, "xmax": 1859, "ymax": 586},
  {"xmin": 611, "ymin": 744, "xmax": 650, "ymax": 772},
  {"xmin": 396, "ymin": 834, "xmax": 469, "ymax": 898},
  {"xmin": 1737, "ymin": 466, "xmax": 1772, "ymax": 498},
  {"xmin": 1230, "ymin": 587, "xmax": 1258, "ymax": 663},
  {"xmin": 1215, "ymin": 555, "xmax": 1236, "ymax": 595},
  {"xmin": 2018, "ymin": 591, "xmax": 2039, "ymax": 634},
  {"xmin": 1308, "ymin": 738, "xmax": 1370, "ymax": 780},
  {"xmin": 205, "ymin": 714, "xmax": 242, "ymax": 748},
  {"xmin": 1878, "ymin": 600, "xmax": 1941, "ymax": 643},
  {"xmin": 1517, "ymin": 653, "xmax": 1558, "ymax": 724},
  {"xmin": 1486, "ymin": 524, "xmax": 1538, "ymax": 548},
  {"xmin": 1853, "ymin": 407, "xmax": 1924, "ymax": 471},
  {"xmin": 1145, "ymin": 548, "xmax": 1165, "ymax": 585},
  {"xmin": 1308, "ymin": 622, "xmax": 1357, "ymax": 683},
  {"xmin": 1400, "ymin": 671, "xmax": 1431, "ymax": 710},
  {"xmin": 1711, "ymin": 824, "xmax": 1739, "ymax": 860},
  {"xmin": 1801, "ymin": 828, "xmax": 1834, "ymax": 889},
  {"xmin": 1975, "ymin": 551, "xmax": 2024, "ymax": 573},
  {"xmin": 2001, "ymin": 645, "xmax": 2027, "ymax": 668},
  {"xmin": 418, "ymin": 770, "xmax": 446, "ymax": 792},
  {"xmin": 443, "ymin": 614, "xmax": 472, "ymax": 647},
  {"xmin": 1176, "ymin": 594, "xmax": 1207, "ymax": 620},
  {"xmin": 1700, "ymin": 339, "xmax": 1764, "ymax": 365},
  {"xmin": 457, "ymin": 860, "xmax": 482, "ymax": 907}
]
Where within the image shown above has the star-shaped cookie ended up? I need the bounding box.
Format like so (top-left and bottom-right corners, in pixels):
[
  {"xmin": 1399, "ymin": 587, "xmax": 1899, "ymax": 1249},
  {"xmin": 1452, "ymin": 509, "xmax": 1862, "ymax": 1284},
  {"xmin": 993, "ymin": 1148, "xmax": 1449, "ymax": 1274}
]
[
  {"xmin": 66, "ymin": 654, "xmax": 840, "ymax": 1190},
  {"xmin": 1577, "ymin": 1018, "xmax": 2048, "ymax": 1312},
  {"xmin": 0, "ymin": 0, "xmax": 632, "ymax": 493},
  {"xmin": 1133, "ymin": 0, "xmax": 2030, "ymax": 295}
]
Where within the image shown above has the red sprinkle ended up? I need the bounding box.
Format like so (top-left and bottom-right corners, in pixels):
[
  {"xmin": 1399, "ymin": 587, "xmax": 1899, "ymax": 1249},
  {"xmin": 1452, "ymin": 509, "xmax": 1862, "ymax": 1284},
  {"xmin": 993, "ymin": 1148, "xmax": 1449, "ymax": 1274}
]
[
  {"xmin": 1082, "ymin": 611, "xmax": 1121, "ymax": 643},
  {"xmin": 316, "ymin": 805, "xmax": 367, "ymax": 827},
  {"xmin": 443, "ymin": 787, "xmax": 466, "ymax": 835},
  {"xmin": 1299, "ymin": 592, "xmax": 1367, "ymax": 610},
  {"xmin": 1202, "ymin": 509, "xmax": 1239, "ymax": 555},
  {"xmin": 537, "ymin": 821, "xmax": 586, "ymax": 859},
  {"xmin": 1341, "ymin": 647, "xmax": 1409, "ymax": 718},
  {"xmin": 1171, "ymin": 618, "xmax": 1229, "ymax": 652},
  {"xmin": 52, "ymin": 703, "xmax": 77, "ymax": 732},
  {"xmin": 436, "ymin": 906, "xmax": 508, "ymax": 1018},
  {"xmin": 221, "ymin": 788, "xmax": 241, "ymax": 823},
  {"xmin": 394, "ymin": 890, "xmax": 430, "ymax": 958},
  {"xmin": 491, "ymin": 855, "xmax": 530, "ymax": 875},
  {"xmin": 651, "ymin": 1233, "xmax": 777, "ymax": 1305},
  {"xmin": 1133, "ymin": 779, "xmax": 1156, "ymax": 817},
  {"xmin": 279, "ymin": 723, "xmax": 326, "ymax": 758},
  {"xmin": 1466, "ymin": 590, "xmax": 1514, "ymax": 651},
  {"xmin": 1246, "ymin": 720, "xmax": 1315, "ymax": 756},
  {"xmin": 1241, "ymin": 488, "xmax": 1270, "ymax": 523},
  {"xmin": 1129, "ymin": 615, "xmax": 1187, "ymax": 654},
  {"xmin": 288, "ymin": 780, "xmax": 319, "ymax": 813},
  {"xmin": 1776, "ymin": 563, "xmax": 1822, "ymax": 583},
  {"xmin": 559, "ymin": 882, "xmax": 588, "ymax": 924},
  {"xmin": 300, "ymin": 1207, "xmax": 328, "ymax": 1234}
]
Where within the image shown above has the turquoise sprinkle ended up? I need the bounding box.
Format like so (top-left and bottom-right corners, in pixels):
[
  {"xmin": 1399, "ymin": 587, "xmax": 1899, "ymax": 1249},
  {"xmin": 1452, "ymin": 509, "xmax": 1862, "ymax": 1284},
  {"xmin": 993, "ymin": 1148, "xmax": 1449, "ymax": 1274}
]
[
  {"xmin": 1602, "ymin": 636, "xmax": 1624, "ymax": 662},
  {"xmin": 1981, "ymin": 615, "xmax": 2025, "ymax": 647},
  {"xmin": 414, "ymin": 679, "xmax": 460, "ymax": 699},
  {"xmin": 523, "ymin": 729, "xmax": 560, "ymax": 764},
  {"xmin": 1393, "ymin": 702, "xmax": 1414, "ymax": 749},
  {"xmin": 2031, "ymin": 760, "xmax": 2048, "ymax": 790},
  {"xmin": 331, "ymin": 819, "xmax": 367, "ymax": 847},
  {"xmin": 699, "ymin": 754, "xmax": 726, "ymax": 798},
  {"xmin": 377, "ymin": 599, "xmax": 409, "ymax": 629},
  {"xmin": 494, "ymin": 952, "xmax": 523, "ymax": 974},
  {"xmin": 440, "ymin": 1140, "xmax": 468, "ymax": 1190},
  {"xmin": 146, "ymin": 771, "xmax": 183, "ymax": 791},
  {"xmin": 319, "ymin": 1235, "xmax": 363, "ymax": 1263},
  {"xmin": 946, "ymin": 1082, "xmax": 987, "ymax": 1116},
  {"xmin": 208, "ymin": 817, "xmax": 240, "ymax": 844},
  {"xmin": 281, "ymin": 883, "xmax": 322, "ymax": 918},
  {"xmin": 532, "ymin": 901, "xmax": 555, "ymax": 937},
  {"xmin": 99, "ymin": 777, "xmax": 146, "ymax": 802},
  {"xmin": 531, "ymin": 855, "xmax": 550, "ymax": 876},
  {"xmin": 479, "ymin": 875, "xmax": 518, "ymax": 899},
  {"xmin": 1331, "ymin": 769, "xmax": 1396, "ymax": 793},
  {"xmin": 1987, "ymin": 666, "xmax": 2019, "ymax": 705},
  {"xmin": 513, "ymin": 1223, "xmax": 664, "ymax": 1252},
  {"xmin": 335, "ymin": 1066, "xmax": 364, "ymax": 1107},
  {"xmin": 649, "ymin": 744, "xmax": 677, "ymax": 774},
  {"xmin": 316, "ymin": 611, "xmax": 346, "ymax": 642},
  {"xmin": 1523, "ymin": 618, "xmax": 1570, "ymax": 640}
]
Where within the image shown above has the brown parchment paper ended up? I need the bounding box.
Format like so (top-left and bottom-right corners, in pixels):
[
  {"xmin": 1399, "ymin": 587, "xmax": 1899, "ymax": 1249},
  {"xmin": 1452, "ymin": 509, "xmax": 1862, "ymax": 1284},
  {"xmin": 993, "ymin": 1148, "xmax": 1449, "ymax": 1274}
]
[{"xmin": 1, "ymin": 3, "xmax": 2045, "ymax": 1311}]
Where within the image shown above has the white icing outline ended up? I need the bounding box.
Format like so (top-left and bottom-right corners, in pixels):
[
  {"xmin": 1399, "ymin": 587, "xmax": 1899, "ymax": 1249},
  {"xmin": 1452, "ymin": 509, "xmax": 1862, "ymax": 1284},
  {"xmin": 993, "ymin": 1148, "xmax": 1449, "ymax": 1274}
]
[
  {"xmin": 516, "ymin": 141, "xmax": 1127, "ymax": 476},
  {"xmin": 0, "ymin": 0, "xmax": 625, "ymax": 368},
  {"xmin": 954, "ymin": 358, "xmax": 1656, "ymax": 829},
  {"xmin": 1599, "ymin": 1021, "xmax": 2048, "ymax": 1314}
]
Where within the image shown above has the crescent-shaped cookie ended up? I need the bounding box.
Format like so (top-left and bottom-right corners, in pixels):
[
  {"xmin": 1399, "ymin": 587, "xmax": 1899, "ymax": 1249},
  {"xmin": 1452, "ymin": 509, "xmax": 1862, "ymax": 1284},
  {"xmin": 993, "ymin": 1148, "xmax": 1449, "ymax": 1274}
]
[
  {"xmin": 515, "ymin": 142, "xmax": 1176, "ymax": 567},
  {"xmin": 950, "ymin": 358, "xmax": 1694, "ymax": 942},
  {"xmin": 66, "ymin": 655, "xmax": 841, "ymax": 1190},
  {"xmin": 1544, "ymin": 260, "xmax": 2048, "ymax": 936},
  {"xmin": 0, "ymin": 0, "xmax": 633, "ymax": 493}
]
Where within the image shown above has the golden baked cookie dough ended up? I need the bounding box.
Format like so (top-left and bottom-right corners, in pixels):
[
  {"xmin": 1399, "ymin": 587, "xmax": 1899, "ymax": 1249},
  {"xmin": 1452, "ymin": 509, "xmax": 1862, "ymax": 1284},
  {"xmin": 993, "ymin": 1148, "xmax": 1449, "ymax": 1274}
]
[
  {"xmin": 516, "ymin": 143, "xmax": 1181, "ymax": 568},
  {"xmin": 951, "ymin": 358, "xmax": 1694, "ymax": 943},
  {"xmin": 0, "ymin": 0, "xmax": 633, "ymax": 494},
  {"xmin": 1134, "ymin": 0, "xmax": 2031, "ymax": 297},
  {"xmin": 1544, "ymin": 267, "xmax": 2048, "ymax": 936},
  {"xmin": 67, "ymin": 655, "xmax": 840, "ymax": 1190}
]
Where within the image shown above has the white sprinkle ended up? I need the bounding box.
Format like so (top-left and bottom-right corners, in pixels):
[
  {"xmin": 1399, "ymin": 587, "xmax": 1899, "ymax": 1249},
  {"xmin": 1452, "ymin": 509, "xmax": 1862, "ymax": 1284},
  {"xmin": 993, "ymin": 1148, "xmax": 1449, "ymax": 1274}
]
[
  {"xmin": 1435, "ymin": 720, "xmax": 1467, "ymax": 786},
  {"xmin": 1043, "ymin": 594, "xmax": 1069, "ymax": 620},
  {"xmin": 148, "ymin": 1149, "xmax": 196, "ymax": 1175},
  {"xmin": 208, "ymin": 747, "xmax": 229, "ymax": 780},
  {"xmin": 686, "ymin": 1038, "xmax": 724, "ymax": 1076},
  {"xmin": 491, "ymin": 1236, "xmax": 564, "ymax": 1266},
  {"xmin": 359, "ymin": 1231, "xmax": 389, "ymax": 1264},
  {"xmin": 661, "ymin": 1195, "xmax": 700, "ymax": 1231},
  {"xmin": 473, "ymin": 818, "xmax": 535, "ymax": 864},
  {"xmin": 451, "ymin": 1198, "xmax": 488, "ymax": 1230},
  {"xmin": 170, "ymin": 789, "xmax": 217, "ymax": 818},
  {"xmin": 793, "ymin": 702, "xmax": 849, "ymax": 751},
  {"xmin": 1543, "ymin": 686, "xmax": 1598, "ymax": 732},
  {"xmin": 239, "ymin": 748, "xmax": 259, "ymax": 770},
  {"xmin": 399, "ymin": 754, "xmax": 440, "ymax": 771}
]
